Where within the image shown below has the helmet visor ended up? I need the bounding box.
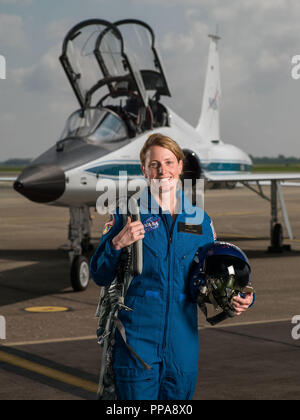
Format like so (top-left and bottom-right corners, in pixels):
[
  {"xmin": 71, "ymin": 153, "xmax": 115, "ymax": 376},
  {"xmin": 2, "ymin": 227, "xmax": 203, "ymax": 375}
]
[{"xmin": 205, "ymin": 255, "xmax": 250, "ymax": 287}]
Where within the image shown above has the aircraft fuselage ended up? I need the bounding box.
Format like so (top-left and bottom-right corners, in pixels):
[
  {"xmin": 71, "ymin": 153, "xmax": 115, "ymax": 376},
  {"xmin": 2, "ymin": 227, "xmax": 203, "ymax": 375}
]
[{"xmin": 14, "ymin": 107, "xmax": 252, "ymax": 207}]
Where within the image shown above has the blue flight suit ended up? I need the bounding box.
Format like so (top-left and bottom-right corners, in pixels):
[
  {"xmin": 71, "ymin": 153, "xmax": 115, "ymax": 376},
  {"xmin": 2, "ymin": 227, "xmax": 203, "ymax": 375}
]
[{"xmin": 90, "ymin": 187, "xmax": 215, "ymax": 400}]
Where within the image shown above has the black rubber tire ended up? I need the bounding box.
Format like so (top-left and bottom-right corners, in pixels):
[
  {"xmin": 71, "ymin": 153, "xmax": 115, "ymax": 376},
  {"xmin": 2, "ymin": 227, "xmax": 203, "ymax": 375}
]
[
  {"xmin": 70, "ymin": 255, "xmax": 91, "ymax": 292},
  {"xmin": 271, "ymin": 223, "xmax": 283, "ymax": 249}
]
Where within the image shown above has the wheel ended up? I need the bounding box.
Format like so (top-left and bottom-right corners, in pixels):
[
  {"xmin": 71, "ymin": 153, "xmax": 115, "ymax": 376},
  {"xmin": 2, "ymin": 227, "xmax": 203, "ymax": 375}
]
[
  {"xmin": 271, "ymin": 223, "xmax": 283, "ymax": 249},
  {"xmin": 70, "ymin": 255, "xmax": 91, "ymax": 292}
]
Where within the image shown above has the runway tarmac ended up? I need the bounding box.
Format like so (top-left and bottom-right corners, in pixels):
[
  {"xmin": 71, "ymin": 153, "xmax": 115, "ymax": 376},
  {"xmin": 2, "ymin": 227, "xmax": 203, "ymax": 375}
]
[{"xmin": 0, "ymin": 181, "xmax": 300, "ymax": 400}]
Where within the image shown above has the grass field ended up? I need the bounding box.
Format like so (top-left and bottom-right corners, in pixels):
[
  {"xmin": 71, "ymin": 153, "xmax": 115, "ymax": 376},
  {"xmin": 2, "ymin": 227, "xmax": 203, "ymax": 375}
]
[
  {"xmin": 252, "ymin": 164, "xmax": 300, "ymax": 173},
  {"xmin": 0, "ymin": 167, "xmax": 24, "ymax": 173},
  {"xmin": 1, "ymin": 164, "xmax": 300, "ymax": 174}
]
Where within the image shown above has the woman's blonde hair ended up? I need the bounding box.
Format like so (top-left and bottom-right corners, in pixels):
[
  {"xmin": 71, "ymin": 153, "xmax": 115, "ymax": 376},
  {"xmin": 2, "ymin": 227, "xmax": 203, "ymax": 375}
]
[{"xmin": 140, "ymin": 133, "xmax": 185, "ymax": 166}]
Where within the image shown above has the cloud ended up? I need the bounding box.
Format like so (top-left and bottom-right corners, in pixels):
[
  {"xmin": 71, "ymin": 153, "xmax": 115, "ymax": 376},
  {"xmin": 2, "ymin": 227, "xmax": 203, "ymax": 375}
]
[
  {"xmin": 1, "ymin": 0, "xmax": 300, "ymax": 159},
  {"xmin": 12, "ymin": 44, "xmax": 67, "ymax": 92},
  {"xmin": 145, "ymin": 0, "xmax": 300, "ymax": 157},
  {"xmin": 45, "ymin": 18, "xmax": 75, "ymax": 42},
  {"xmin": 0, "ymin": 0, "xmax": 32, "ymax": 4},
  {"xmin": 0, "ymin": 14, "xmax": 28, "ymax": 49}
]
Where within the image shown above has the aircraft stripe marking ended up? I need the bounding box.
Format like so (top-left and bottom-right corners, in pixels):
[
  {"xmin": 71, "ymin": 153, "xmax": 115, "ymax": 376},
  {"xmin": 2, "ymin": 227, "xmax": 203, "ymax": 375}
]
[{"xmin": 0, "ymin": 350, "xmax": 98, "ymax": 394}]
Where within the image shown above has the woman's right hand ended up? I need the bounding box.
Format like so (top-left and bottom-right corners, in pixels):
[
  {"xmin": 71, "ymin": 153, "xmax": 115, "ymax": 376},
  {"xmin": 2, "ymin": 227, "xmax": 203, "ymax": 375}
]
[{"xmin": 111, "ymin": 217, "xmax": 145, "ymax": 250}]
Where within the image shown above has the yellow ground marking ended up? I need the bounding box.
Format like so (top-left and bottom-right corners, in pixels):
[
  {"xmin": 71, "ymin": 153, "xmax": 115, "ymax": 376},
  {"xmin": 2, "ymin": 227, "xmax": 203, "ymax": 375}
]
[
  {"xmin": 24, "ymin": 307, "xmax": 70, "ymax": 313},
  {"xmin": 0, "ymin": 317, "xmax": 293, "ymax": 395},
  {"xmin": 0, "ymin": 349, "xmax": 98, "ymax": 394}
]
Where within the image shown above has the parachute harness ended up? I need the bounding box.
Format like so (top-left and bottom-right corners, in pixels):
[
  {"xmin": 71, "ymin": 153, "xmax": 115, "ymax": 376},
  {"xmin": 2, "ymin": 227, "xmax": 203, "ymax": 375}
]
[{"xmin": 95, "ymin": 199, "xmax": 150, "ymax": 400}]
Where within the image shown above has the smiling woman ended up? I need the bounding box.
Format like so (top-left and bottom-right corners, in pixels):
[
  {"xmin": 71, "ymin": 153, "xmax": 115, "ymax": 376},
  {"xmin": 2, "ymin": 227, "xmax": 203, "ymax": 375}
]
[
  {"xmin": 90, "ymin": 133, "xmax": 216, "ymax": 401},
  {"xmin": 140, "ymin": 133, "xmax": 185, "ymax": 168},
  {"xmin": 140, "ymin": 133, "xmax": 185, "ymax": 215}
]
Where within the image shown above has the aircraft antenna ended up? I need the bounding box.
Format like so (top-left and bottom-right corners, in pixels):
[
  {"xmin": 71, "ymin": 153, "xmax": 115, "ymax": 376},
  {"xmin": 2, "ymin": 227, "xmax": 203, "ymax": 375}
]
[{"xmin": 208, "ymin": 24, "xmax": 221, "ymax": 41}]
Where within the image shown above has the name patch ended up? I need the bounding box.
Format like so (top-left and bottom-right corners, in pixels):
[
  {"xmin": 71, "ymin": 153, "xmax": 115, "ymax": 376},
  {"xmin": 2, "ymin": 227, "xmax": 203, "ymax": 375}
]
[{"xmin": 178, "ymin": 222, "xmax": 203, "ymax": 235}]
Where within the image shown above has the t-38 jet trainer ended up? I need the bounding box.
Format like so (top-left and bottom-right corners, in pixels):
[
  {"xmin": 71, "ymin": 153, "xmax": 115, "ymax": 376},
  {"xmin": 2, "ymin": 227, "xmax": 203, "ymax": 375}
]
[{"xmin": 3, "ymin": 19, "xmax": 300, "ymax": 291}]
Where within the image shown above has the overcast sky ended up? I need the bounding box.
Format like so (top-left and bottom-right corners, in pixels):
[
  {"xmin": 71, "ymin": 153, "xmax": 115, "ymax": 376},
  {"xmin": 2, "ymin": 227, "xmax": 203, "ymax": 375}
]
[{"xmin": 0, "ymin": 0, "xmax": 300, "ymax": 160}]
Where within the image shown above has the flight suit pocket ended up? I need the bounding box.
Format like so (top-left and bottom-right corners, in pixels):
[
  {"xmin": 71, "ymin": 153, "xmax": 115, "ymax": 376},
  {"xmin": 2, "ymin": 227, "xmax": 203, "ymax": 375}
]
[
  {"xmin": 114, "ymin": 366, "xmax": 158, "ymax": 400},
  {"xmin": 142, "ymin": 240, "xmax": 162, "ymax": 279},
  {"xmin": 179, "ymin": 246, "xmax": 200, "ymax": 283},
  {"xmin": 119, "ymin": 288, "xmax": 164, "ymax": 354}
]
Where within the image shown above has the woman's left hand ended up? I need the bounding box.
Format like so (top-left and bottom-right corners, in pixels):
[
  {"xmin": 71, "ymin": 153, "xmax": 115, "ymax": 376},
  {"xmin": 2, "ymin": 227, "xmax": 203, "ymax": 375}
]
[{"xmin": 232, "ymin": 293, "xmax": 254, "ymax": 316}]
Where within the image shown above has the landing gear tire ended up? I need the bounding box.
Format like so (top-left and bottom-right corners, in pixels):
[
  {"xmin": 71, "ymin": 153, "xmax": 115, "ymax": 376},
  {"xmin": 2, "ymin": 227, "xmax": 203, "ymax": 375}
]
[
  {"xmin": 272, "ymin": 223, "xmax": 283, "ymax": 250},
  {"xmin": 70, "ymin": 255, "xmax": 91, "ymax": 292},
  {"xmin": 268, "ymin": 223, "xmax": 291, "ymax": 253}
]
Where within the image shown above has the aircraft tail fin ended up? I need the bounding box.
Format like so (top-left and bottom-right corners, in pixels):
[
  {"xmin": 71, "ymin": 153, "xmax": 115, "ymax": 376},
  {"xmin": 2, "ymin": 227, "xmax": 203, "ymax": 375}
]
[{"xmin": 196, "ymin": 34, "xmax": 221, "ymax": 142}]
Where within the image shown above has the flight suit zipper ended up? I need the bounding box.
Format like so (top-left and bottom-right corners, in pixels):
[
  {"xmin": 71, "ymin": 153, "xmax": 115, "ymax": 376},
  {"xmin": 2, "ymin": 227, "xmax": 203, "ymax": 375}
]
[{"xmin": 161, "ymin": 214, "xmax": 177, "ymax": 350}]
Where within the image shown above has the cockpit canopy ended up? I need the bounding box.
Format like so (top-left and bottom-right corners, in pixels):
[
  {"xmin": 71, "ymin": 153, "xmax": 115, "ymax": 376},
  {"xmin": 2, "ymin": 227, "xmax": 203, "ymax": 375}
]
[
  {"xmin": 59, "ymin": 108, "xmax": 128, "ymax": 145},
  {"xmin": 60, "ymin": 19, "xmax": 171, "ymax": 110},
  {"xmin": 115, "ymin": 20, "xmax": 170, "ymax": 97}
]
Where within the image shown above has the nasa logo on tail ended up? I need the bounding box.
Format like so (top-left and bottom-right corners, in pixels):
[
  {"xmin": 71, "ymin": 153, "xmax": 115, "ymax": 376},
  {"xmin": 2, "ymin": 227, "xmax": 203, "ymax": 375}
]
[{"xmin": 209, "ymin": 89, "xmax": 219, "ymax": 110}]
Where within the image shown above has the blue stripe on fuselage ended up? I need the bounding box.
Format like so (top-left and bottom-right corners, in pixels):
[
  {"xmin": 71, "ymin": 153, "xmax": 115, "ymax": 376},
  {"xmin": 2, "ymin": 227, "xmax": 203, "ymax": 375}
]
[
  {"xmin": 85, "ymin": 163, "xmax": 143, "ymax": 177},
  {"xmin": 85, "ymin": 161, "xmax": 252, "ymax": 178},
  {"xmin": 203, "ymin": 162, "xmax": 252, "ymax": 172}
]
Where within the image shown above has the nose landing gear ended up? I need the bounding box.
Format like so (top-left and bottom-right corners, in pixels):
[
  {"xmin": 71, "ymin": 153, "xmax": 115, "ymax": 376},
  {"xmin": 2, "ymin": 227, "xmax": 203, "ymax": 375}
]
[
  {"xmin": 71, "ymin": 255, "xmax": 91, "ymax": 292},
  {"xmin": 69, "ymin": 206, "xmax": 93, "ymax": 291}
]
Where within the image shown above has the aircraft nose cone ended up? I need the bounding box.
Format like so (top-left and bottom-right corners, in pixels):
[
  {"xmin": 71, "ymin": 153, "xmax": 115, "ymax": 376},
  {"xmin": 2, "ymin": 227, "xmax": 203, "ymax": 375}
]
[{"xmin": 14, "ymin": 165, "xmax": 65, "ymax": 203}]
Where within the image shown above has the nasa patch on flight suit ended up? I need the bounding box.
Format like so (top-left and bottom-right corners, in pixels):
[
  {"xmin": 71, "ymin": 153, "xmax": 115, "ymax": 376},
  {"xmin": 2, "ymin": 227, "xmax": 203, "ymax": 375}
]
[
  {"xmin": 178, "ymin": 222, "xmax": 203, "ymax": 235},
  {"xmin": 103, "ymin": 215, "xmax": 115, "ymax": 235},
  {"xmin": 143, "ymin": 216, "xmax": 161, "ymax": 232}
]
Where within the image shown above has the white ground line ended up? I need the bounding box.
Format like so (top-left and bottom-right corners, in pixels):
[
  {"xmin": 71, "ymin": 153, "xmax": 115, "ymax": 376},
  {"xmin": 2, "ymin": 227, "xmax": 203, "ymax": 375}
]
[
  {"xmin": 0, "ymin": 318, "xmax": 292, "ymax": 347},
  {"xmin": 198, "ymin": 317, "xmax": 292, "ymax": 330}
]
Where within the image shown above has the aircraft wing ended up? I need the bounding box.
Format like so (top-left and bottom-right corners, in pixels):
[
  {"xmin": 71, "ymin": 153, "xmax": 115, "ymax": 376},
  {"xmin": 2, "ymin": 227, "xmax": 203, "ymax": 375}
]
[
  {"xmin": 205, "ymin": 172, "xmax": 300, "ymax": 183},
  {"xmin": 205, "ymin": 172, "xmax": 300, "ymax": 243}
]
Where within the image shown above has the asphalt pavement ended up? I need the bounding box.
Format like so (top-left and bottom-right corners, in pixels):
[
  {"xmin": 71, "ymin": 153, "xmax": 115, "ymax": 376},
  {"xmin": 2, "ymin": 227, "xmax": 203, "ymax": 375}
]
[{"xmin": 0, "ymin": 182, "xmax": 300, "ymax": 400}]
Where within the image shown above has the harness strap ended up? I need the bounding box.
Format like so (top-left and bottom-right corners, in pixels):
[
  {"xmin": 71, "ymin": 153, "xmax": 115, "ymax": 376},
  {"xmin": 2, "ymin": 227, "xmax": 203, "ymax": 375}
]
[
  {"xmin": 197, "ymin": 294, "xmax": 230, "ymax": 326},
  {"xmin": 97, "ymin": 197, "xmax": 146, "ymax": 400},
  {"xmin": 114, "ymin": 318, "xmax": 151, "ymax": 370}
]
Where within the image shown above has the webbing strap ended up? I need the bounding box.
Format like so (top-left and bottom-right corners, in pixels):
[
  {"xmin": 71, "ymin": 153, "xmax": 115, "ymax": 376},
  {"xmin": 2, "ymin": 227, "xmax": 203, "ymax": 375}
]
[
  {"xmin": 197, "ymin": 294, "xmax": 230, "ymax": 326},
  {"xmin": 97, "ymin": 197, "xmax": 145, "ymax": 400},
  {"xmin": 114, "ymin": 318, "xmax": 151, "ymax": 370}
]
